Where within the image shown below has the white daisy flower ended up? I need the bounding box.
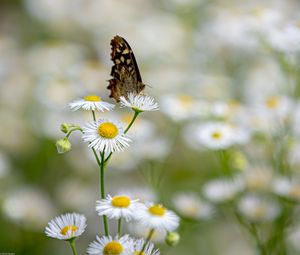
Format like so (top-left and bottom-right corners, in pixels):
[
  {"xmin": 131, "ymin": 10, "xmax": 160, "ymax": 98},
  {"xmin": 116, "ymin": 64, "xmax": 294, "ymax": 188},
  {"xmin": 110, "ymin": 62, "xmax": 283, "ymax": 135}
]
[
  {"xmin": 120, "ymin": 93, "xmax": 159, "ymax": 112},
  {"xmin": 82, "ymin": 119, "xmax": 131, "ymax": 153},
  {"xmin": 69, "ymin": 95, "xmax": 115, "ymax": 112},
  {"xmin": 87, "ymin": 235, "xmax": 132, "ymax": 255},
  {"xmin": 237, "ymin": 194, "xmax": 280, "ymax": 222},
  {"xmin": 131, "ymin": 238, "xmax": 160, "ymax": 255},
  {"xmin": 172, "ymin": 193, "xmax": 214, "ymax": 220},
  {"xmin": 96, "ymin": 194, "xmax": 141, "ymax": 222},
  {"xmin": 128, "ymin": 223, "xmax": 166, "ymax": 244},
  {"xmin": 194, "ymin": 122, "xmax": 235, "ymax": 150},
  {"xmin": 136, "ymin": 203, "xmax": 180, "ymax": 231},
  {"xmin": 203, "ymin": 178, "xmax": 242, "ymax": 203},
  {"xmin": 44, "ymin": 213, "xmax": 86, "ymax": 240},
  {"xmin": 272, "ymin": 177, "xmax": 300, "ymax": 201},
  {"xmin": 240, "ymin": 166, "xmax": 273, "ymax": 192}
]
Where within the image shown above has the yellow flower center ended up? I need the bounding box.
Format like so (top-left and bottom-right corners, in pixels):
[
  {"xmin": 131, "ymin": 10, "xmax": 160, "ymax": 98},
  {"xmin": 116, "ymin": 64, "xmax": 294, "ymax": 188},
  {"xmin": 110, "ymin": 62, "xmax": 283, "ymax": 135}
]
[
  {"xmin": 184, "ymin": 205, "xmax": 199, "ymax": 216},
  {"xmin": 178, "ymin": 95, "xmax": 193, "ymax": 107},
  {"xmin": 134, "ymin": 252, "xmax": 146, "ymax": 255},
  {"xmin": 84, "ymin": 95, "xmax": 101, "ymax": 102},
  {"xmin": 111, "ymin": 196, "xmax": 131, "ymax": 208},
  {"xmin": 98, "ymin": 122, "xmax": 118, "ymax": 139},
  {"xmin": 148, "ymin": 204, "xmax": 166, "ymax": 216},
  {"xmin": 211, "ymin": 131, "xmax": 222, "ymax": 139},
  {"xmin": 103, "ymin": 241, "xmax": 123, "ymax": 255},
  {"xmin": 289, "ymin": 186, "xmax": 300, "ymax": 198},
  {"xmin": 60, "ymin": 225, "xmax": 78, "ymax": 236},
  {"xmin": 253, "ymin": 206, "xmax": 266, "ymax": 219},
  {"xmin": 265, "ymin": 96, "xmax": 279, "ymax": 109}
]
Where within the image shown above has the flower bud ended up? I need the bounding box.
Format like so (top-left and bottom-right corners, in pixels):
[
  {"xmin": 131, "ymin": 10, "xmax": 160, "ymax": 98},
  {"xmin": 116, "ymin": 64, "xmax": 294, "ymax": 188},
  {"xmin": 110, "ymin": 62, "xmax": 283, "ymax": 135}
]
[
  {"xmin": 60, "ymin": 123, "xmax": 70, "ymax": 134},
  {"xmin": 165, "ymin": 232, "xmax": 180, "ymax": 247},
  {"xmin": 56, "ymin": 138, "xmax": 71, "ymax": 154}
]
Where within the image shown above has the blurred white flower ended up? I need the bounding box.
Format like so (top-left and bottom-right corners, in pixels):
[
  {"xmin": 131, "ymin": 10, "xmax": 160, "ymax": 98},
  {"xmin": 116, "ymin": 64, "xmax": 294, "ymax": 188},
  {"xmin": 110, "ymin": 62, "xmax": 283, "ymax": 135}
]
[
  {"xmin": 172, "ymin": 193, "xmax": 214, "ymax": 220},
  {"xmin": 267, "ymin": 22, "xmax": 300, "ymax": 53},
  {"xmin": 24, "ymin": 0, "xmax": 74, "ymax": 26},
  {"xmin": 193, "ymin": 122, "xmax": 235, "ymax": 150},
  {"xmin": 26, "ymin": 42, "xmax": 86, "ymax": 77},
  {"xmin": 45, "ymin": 213, "xmax": 87, "ymax": 240},
  {"xmin": 128, "ymin": 223, "xmax": 166, "ymax": 244},
  {"xmin": 160, "ymin": 94, "xmax": 205, "ymax": 121},
  {"xmin": 133, "ymin": 137, "xmax": 171, "ymax": 161},
  {"xmin": 237, "ymin": 194, "xmax": 280, "ymax": 222},
  {"xmin": 203, "ymin": 178, "xmax": 242, "ymax": 203},
  {"xmin": 56, "ymin": 179, "xmax": 97, "ymax": 215},
  {"xmin": 288, "ymin": 224, "xmax": 300, "ymax": 252},
  {"xmin": 240, "ymin": 166, "xmax": 274, "ymax": 192},
  {"xmin": 272, "ymin": 176, "xmax": 300, "ymax": 201},
  {"xmin": 2, "ymin": 187, "xmax": 56, "ymax": 230}
]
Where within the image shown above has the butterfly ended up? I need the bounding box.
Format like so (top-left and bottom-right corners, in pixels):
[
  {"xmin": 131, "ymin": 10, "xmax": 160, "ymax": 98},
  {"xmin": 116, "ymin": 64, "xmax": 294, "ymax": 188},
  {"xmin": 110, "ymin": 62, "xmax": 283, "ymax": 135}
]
[{"xmin": 107, "ymin": 35, "xmax": 145, "ymax": 102}]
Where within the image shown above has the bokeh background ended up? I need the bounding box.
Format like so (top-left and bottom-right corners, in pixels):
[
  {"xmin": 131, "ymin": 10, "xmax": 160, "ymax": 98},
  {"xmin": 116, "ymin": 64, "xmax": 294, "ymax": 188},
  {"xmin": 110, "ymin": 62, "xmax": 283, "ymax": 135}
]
[{"xmin": 2, "ymin": 0, "xmax": 300, "ymax": 254}]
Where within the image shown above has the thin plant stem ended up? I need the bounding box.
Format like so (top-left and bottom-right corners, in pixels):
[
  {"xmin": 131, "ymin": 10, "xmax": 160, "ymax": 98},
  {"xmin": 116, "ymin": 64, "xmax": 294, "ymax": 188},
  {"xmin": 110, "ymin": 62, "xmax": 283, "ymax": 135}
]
[
  {"xmin": 124, "ymin": 110, "xmax": 140, "ymax": 133},
  {"xmin": 118, "ymin": 218, "xmax": 122, "ymax": 239},
  {"xmin": 69, "ymin": 239, "xmax": 78, "ymax": 255},
  {"xmin": 100, "ymin": 150, "xmax": 109, "ymax": 236},
  {"xmin": 90, "ymin": 110, "xmax": 109, "ymax": 236},
  {"xmin": 92, "ymin": 110, "xmax": 96, "ymax": 121},
  {"xmin": 66, "ymin": 127, "xmax": 83, "ymax": 138},
  {"xmin": 139, "ymin": 228, "xmax": 155, "ymax": 255}
]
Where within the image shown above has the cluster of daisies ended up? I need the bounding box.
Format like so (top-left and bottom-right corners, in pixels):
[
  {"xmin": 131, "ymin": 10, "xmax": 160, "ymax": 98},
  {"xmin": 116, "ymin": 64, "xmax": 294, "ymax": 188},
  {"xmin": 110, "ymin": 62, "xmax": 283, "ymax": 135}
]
[
  {"xmin": 48, "ymin": 92, "xmax": 180, "ymax": 255},
  {"xmin": 45, "ymin": 198, "xmax": 179, "ymax": 255}
]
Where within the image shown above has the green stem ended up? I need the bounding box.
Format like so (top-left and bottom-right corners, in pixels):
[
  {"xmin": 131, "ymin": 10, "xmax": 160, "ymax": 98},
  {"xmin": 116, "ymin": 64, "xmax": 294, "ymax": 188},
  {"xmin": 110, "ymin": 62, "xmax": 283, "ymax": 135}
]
[
  {"xmin": 100, "ymin": 151, "xmax": 109, "ymax": 236},
  {"xmin": 69, "ymin": 239, "xmax": 77, "ymax": 255},
  {"xmin": 90, "ymin": 111, "xmax": 109, "ymax": 236},
  {"xmin": 92, "ymin": 110, "xmax": 96, "ymax": 121},
  {"xmin": 139, "ymin": 228, "xmax": 155, "ymax": 255},
  {"xmin": 250, "ymin": 224, "xmax": 267, "ymax": 255},
  {"xmin": 218, "ymin": 149, "xmax": 231, "ymax": 176},
  {"xmin": 66, "ymin": 127, "xmax": 83, "ymax": 138},
  {"xmin": 124, "ymin": 110, "xmax": 140, "ymax": 134},
  {"xmin": 118, "ymin": 218, "xmax": 122, "ymax": 239}
]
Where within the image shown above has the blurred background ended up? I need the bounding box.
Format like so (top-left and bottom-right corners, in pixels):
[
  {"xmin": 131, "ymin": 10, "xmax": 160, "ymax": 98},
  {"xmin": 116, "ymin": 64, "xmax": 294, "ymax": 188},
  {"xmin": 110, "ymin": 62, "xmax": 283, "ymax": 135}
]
[{"xmin": 2, "ymin": 0, "xmax": 300, "ymax": 254}]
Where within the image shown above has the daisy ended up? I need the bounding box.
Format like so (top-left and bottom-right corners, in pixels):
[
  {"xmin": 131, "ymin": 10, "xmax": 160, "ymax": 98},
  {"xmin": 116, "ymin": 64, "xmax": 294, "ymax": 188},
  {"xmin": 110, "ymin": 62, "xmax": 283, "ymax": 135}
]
[
  {"xmin": 172, "ymin": 192, "xmax": 214, "ymax": 220},
  {"xmin": 136, "ymin": 203, "xmax": 180, "ymax": 231},
  {"xmin": 240, "ymin": 166, "xmax": 273, "ymax": 192},
  {"xmin": 96, "ymin": 194, "xmax": 141, "ymax": 222},
  {"xmin": 69, "ymin": 95, "xmax": 115, "ymax": 112},
  {"xmin": 272, "ymin": 177, "xmax": 300, "ymax": 201},
  {"xmin": 194, "ymin": 122, "xmax": 235, "ymax": 150},
  {"xmin": 203, "ymin": 178, "xmax": 242, "ymax": 203},
  {"xmin": 120, "ymin": 93, "xmax": 159, "ymax": 112},
  {"xmin": 237, "ymin": 194, "xmax": 280, "ymax": 222},
  {"xmin": 44, "ymin": 213, "xmax": 86, "ymax": 240},
  {"xmin": 128, "ymin": 223, "xmax": 166, "ymax": 244},
  {"xmin": 82, "ymin": 119, "xmax": 131, "ymax": 153},
  {"xmin": 87, "ymin": 235, "xmax": 132, "ymax": 255},
  {"xmin": 131, "ymin": 238, "xmax": 160, "ymax": 255}
]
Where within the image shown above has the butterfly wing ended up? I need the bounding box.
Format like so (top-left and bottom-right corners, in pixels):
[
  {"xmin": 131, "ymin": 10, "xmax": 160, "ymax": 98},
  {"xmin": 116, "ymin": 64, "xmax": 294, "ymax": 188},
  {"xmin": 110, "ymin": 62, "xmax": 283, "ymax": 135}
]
[{"xmin": 107, "ymin": 35, "xmax": 145, "ymax": 102}]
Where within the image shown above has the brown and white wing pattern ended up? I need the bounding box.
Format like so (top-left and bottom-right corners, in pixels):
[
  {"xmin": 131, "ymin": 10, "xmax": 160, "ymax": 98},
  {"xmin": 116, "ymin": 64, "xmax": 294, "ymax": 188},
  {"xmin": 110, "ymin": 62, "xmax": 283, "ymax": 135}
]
[{"xmin": 107, "ymin": 35, "xmax": 145, "ymax": 102}]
